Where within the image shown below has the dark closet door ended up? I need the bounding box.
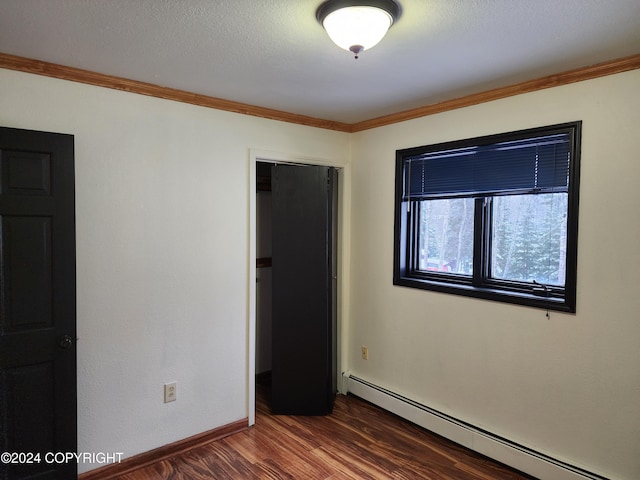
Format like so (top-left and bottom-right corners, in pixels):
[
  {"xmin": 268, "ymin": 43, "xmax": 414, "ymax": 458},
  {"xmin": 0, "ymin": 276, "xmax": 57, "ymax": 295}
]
[
  {"xmin": 271, "ymin": 164, "xmax": 337, "ymax": 415},
  {"xmin": 0, "ymin": 127, "xmax": 76, "ymax": 479}
]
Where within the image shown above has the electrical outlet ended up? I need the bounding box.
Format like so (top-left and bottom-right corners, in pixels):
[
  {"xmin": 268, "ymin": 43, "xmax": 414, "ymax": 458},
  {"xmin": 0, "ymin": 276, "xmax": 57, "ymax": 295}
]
[
  {"xmin": 361, "ymin": 346, "xmax": 368, "ymax": 360},
  {"xmin": 164, "ymin": 382, "xmax": 177, "ymax": 403}
]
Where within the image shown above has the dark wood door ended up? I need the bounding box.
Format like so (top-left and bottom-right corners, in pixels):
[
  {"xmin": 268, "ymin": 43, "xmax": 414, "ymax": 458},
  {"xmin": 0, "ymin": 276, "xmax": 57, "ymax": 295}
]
[
  {"xmin": 0, "ymin": 127, "xmax": 76, "ymax": 479},
  {"xmin": 270, "ymin": 164, "xmax": 337, "ymax": 415}
]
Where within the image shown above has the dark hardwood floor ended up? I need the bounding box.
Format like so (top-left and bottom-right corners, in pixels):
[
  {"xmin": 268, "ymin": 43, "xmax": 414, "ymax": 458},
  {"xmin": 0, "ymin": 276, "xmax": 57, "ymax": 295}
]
[{"xmin": 121, "ymin": 383, "xmax": 535, "ymax": 479}]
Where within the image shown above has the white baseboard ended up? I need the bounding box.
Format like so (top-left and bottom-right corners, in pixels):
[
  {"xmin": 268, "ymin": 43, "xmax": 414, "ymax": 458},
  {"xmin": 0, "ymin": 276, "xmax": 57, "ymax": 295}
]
[{"xmin": 344, "ymin": 374, "xmax": 607, "ymax": 480}]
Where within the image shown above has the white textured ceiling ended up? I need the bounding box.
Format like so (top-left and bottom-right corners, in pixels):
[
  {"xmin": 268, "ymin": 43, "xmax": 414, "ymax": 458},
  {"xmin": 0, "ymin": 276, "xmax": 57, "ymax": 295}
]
[{"xmin": 0, "ymin": 0, "xmax": 639, "ymax": 124}]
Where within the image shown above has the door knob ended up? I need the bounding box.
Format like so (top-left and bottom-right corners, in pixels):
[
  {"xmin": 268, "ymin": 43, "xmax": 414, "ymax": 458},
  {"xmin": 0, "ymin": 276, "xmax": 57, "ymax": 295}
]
[{"xmin": 59, "ymin": 335, "xmax": 73, "ymax": 349}]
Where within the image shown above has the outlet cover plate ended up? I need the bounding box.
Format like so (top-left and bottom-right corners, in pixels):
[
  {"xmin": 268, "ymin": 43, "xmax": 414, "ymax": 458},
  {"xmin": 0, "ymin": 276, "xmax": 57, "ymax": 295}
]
[{"xmin": 164, "ymin": 382, "xmax": 177, "ymax": 403}]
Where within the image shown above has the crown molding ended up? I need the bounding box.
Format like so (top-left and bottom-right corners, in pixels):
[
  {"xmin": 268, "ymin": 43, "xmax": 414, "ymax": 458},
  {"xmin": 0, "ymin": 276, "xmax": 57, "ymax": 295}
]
[
  {"xmin": 0, "ymin": 52, "xmax": 352, "ymax": 133},
  {"xmin": 350, "ymin": 53, "xmax": 640, "ymax": 132},
  {"xmin": 1, "ymin": 52, "xmax": 639, "ymax": 133}
]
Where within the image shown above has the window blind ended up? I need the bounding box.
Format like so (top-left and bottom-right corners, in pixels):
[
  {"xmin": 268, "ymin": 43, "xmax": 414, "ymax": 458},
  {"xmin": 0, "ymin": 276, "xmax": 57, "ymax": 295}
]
[{"xmin": 403, "ymin": 133, "xmax": 571, "ymax": 200}]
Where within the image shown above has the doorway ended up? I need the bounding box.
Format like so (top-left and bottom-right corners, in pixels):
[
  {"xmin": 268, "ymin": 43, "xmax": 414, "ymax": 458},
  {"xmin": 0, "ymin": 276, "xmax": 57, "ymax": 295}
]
[
  {"xmin": 249, "ymin": 152, "xmax": 344, "ymax": 423},
  {"xmin": 255, "ymin": 162, "xmax": 273, "ymax": 389}
]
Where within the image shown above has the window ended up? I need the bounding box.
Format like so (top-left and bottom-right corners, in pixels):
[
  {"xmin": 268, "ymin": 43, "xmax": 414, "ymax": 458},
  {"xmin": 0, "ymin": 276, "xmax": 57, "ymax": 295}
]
[{"xmin": 394, "ymin": 122, "xmax": 581, "ymax": 312}]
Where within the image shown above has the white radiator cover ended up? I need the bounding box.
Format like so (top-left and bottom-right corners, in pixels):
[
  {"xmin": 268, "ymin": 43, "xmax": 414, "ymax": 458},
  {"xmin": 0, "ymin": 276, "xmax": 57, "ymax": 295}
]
[{"xmin": 344, "ymin": 374, "xmax": 607, "ymax": 480}]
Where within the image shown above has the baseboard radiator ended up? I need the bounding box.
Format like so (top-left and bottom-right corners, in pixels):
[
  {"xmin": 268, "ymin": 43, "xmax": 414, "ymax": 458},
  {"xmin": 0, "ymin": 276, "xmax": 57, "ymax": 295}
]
[{"xmin": 345, "ymin": 375, "xmax": 608, "ymax": 480}]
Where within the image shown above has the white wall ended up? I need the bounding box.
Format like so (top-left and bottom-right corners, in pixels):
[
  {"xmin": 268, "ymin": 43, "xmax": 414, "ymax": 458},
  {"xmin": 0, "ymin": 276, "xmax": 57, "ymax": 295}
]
[
  {"xmin": 0, "ymin": 68, "xmax": 350, "ymax": 473},
  {"xmin": 347, "ymin": 69, "xmax": 640, "ymax": 480}
]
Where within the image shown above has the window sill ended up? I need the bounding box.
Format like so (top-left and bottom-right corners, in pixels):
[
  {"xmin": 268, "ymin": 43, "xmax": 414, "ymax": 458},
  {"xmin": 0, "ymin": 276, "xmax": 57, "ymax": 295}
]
[{"xmin": 393, "ymin": 275, "xmax": 574, "ymax": 313}]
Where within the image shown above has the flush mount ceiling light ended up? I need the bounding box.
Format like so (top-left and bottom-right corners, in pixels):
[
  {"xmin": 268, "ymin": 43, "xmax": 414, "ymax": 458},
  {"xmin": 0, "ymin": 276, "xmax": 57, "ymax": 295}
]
[{"xmin": 316, "ymin": 0, "xmax": 400, "ymax": 59}]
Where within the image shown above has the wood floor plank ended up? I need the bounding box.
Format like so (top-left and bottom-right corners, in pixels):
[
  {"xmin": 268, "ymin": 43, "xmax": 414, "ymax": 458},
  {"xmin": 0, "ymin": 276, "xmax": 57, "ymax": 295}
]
[
  {"xmin": 310, "ymin": 446, "xmax": 386, "ymax": 480},
  {"xmin": 118, "ymin": 384, "xmax": 535, "ymax": 479}
]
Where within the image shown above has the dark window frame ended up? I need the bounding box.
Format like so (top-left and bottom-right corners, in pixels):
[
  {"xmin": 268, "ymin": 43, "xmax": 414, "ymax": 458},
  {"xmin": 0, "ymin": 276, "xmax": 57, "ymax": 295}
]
[{"xmin": 393, "ymin": 122, "xmax": 581, "ymax": 313}]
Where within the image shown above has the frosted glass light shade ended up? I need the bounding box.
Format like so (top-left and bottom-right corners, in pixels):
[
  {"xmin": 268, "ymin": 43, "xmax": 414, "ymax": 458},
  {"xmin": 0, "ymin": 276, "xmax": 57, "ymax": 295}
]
[{"xmin": 322, "ymin": 6, "xmax": 393, "ymax": 55}]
